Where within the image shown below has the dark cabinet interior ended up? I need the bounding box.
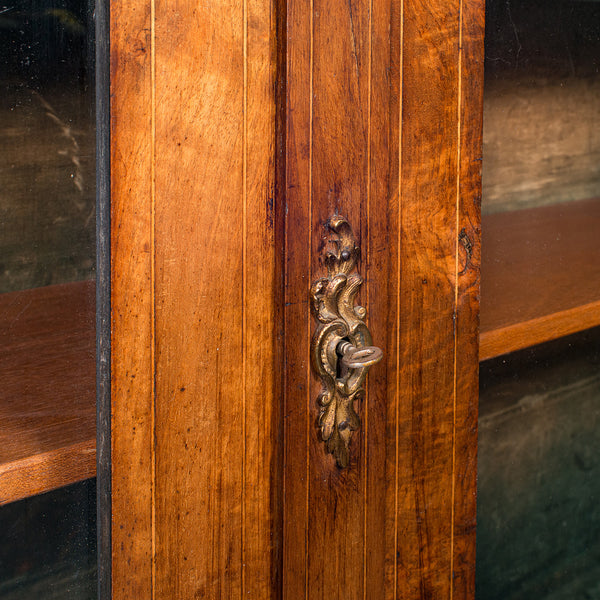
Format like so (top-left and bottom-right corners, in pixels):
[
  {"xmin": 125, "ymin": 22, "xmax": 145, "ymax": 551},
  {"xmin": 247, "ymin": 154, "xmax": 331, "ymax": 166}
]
[
  {"xmin": 0, "ymin": 1, "xmax": 97, "ymax": 596},
  {"xmin": 478, "ymin": 1, "xmax": 600, "ymax": 597}
]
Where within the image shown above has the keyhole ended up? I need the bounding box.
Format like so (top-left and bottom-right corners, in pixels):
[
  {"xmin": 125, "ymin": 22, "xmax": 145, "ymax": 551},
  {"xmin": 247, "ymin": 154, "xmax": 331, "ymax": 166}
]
[{"xmin": 336, "ymin": 337, "xmax": 352, "ymax": 378}]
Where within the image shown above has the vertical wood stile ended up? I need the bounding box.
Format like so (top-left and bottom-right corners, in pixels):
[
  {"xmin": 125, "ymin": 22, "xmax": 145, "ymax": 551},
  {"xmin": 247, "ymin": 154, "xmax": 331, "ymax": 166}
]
[
  {"xmin": 284, "ymin": 0, "xmax": 395, "ymax": 597},
  {"xmin": 112, "ymin": 0, "xmax": 282, "ymax": 597},
  {"xmin": 453, "ymin": 0, "xmax": 484, "ymax": 597},
  {"xmin": 111, "ymin": 0, "xmax": 154, "ymax": 596},
  {"xmin": 283, "ymin": 0, "xmax": 481, "ymax": 597},
  {"xmin": 393, "ymin": 0, "xmax": 482, "ymax": 597},
  {"xmin": 110, "ymin": 0, "xmax": 482, "ymax": 595},
  {"xmin": 244, "ymin": 0, "xmax": 283, "ymax": 595},
  {"xmin": 385, "ymin": 1, "xmax": 403, "ymax": 596},
  {"xmin": 366, "ymin": 0, "xmax": 394, "ymax": 596},
  {"xmin": 282, "ymin": 0, "xmax": 312, "ymax": 594},
  {"xmin": 396, "ymin": 1, "xmax": 461, "ymax": 597}
]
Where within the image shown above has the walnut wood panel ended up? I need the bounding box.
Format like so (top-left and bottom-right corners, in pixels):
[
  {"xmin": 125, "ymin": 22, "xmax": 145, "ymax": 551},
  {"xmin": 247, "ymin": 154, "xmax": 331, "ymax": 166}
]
[
  {"xmin": 283, "ymin": 0, "xmax": 482, "ymax": 598},
  {"xmin": 111, "ymin": 0, "xmax": 282, "ymax": 598},
  {"xmin": 366, "ymin": 0, "xmax": 394, "ymax": 595},
  {"xmin": 394, "ymin": 2, "xmax": 480, "ymax": 597},
  {"xmin": 110, "ymin": 0, "xmax": 154, "ymax": 596},
  {"xmin": 282, "ymin": 0, "xmax": 312, "ymax": 595},
  {"xmin": 111, "ymin": 0, "xmax": 482, "ymax": 596},
  {"xmin": 453, "ymin": 1, "xmax": 484, "ymax": 596},
  {"xmin": 0, "ymin": 281, "xmax": 96, "ymax": 505},
  {"xmin": 383, "ymin": 2, "xmax": 402, "ymax": 595},
  {"xmin": 284, "ymin": 0, "xmax": 382, "ymax": 596},
  {"xmin": 152, "ymin": 0, "xmax": 280, "ymax": 596},
  {"xmin": 480, "ymin": 197, "xmax": 600, "ymax": 360},
  {"xmin": 310, "ymin": 0, "xmax": 372, "ymax": 596}
]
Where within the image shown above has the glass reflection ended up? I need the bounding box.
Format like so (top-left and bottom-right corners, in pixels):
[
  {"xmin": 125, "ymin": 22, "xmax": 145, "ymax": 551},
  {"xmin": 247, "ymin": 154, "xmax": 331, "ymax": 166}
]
[
  {"xmin": 0, "ymin": 481, "xmax": 97, "ymax": 600},
  {"xmin": 478, "ymin": 329, "xmax": 600, "ymax": 599},
  {"xmin": 479, "ymin": 0, "xmax": 600, "ymax": 597},
  {"xmin": 483, "ymin": 0, "xmax": 600, "ymax": 214},
  {"xmin": 0, "ymin": 0, "xmax": 95, "ymax": 292},
  {"xmin": 0, "ymin": 1, "xmax": 97, "ymax": 597}
]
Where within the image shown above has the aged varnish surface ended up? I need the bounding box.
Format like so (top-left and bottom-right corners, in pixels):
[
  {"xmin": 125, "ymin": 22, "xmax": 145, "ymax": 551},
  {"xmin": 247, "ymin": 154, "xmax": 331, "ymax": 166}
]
[
  {"xmin": 110, "ymin": 0, "xmax": 483, "ymax": 597},
  {"xmin": 283, "ymin": 0, "xmax": 482, "ymax": 597},
  {"xmin": 111, "ymin": 0, "xmax": 282, "ymax": 596}
]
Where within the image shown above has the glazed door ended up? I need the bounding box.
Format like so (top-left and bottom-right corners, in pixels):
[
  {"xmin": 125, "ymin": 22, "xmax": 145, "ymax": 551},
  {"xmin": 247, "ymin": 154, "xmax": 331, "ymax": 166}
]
[
  {"xmin": 0, "ymin": 0, "xmax": 98, "ymax": 596},
  {"xmin": 108, "ymin": 0, "xmax": 483, "ymax": 598}
]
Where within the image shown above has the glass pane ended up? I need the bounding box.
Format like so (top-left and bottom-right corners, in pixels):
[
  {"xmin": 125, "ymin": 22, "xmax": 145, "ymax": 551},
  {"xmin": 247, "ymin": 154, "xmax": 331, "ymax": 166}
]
[
  {"xmin": 0, "ymin": 0, "xmax": 95, "ymax": 290},
  {"xmin": 478, "ymin": 330, "xmax": 600, "ymax": 599},
  {"xmin": 479, "ymin": 0, "xmax": 600, "ymax": 597},
  {"xmin": 0, "ymin": 481, "xmax": 97, "ymax": 600},
  {"xmin": 483, "ymin": 0, "xmax": 600, "ymax": 214},
  {"xmin": 0, "ymin": 0, "xmax": 97, "ymax": 597}
]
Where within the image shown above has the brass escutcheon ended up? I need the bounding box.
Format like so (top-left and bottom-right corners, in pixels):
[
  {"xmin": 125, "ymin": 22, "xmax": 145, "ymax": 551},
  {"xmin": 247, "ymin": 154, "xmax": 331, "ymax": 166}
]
[{"xmin": 310, "ymin": 215, "xmax": 382, "ymax": 468}]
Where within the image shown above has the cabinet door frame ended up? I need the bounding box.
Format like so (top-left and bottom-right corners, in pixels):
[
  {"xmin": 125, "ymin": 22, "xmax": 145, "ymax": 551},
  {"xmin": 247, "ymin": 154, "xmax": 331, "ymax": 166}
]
[{"xmin": 104, "ymin": 0, "xmax": 484, "ymax": 598}]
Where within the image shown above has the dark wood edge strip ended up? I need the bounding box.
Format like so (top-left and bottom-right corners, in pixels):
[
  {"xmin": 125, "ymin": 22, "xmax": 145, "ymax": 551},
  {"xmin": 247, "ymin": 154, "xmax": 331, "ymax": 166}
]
[
  {"xmin": 96, "ymin": 0, "xmax": 111, "ymax": 595},
  {"xmin": 480, "ymin": 301, "xmax": 600, "ymax": 362}
]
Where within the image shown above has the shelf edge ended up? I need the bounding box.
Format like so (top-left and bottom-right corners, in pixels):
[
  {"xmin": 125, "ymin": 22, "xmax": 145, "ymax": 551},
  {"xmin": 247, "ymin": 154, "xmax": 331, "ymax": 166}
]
[
  {"xmin": 0, "ymin": 439, "xmax": 96, "ymax": 506},
  {"xmin": 480, "ymin": 300, "xmax": 600, "ymax": 362}
]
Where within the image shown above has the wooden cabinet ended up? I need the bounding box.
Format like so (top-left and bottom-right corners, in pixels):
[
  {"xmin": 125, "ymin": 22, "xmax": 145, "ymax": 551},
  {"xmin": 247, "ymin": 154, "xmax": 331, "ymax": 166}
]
[
  {"xmin": 0, "ymin": 0, "xmax": 97, "ymax": 509},
  {"xmin": 479, "ymin": 0, "xmax": 600, "ymax": 361},
  {"xmin": 0, "ymin": 0, "xmax": 483, "ymax": 596},
  {"xmin": 3, "ymin": 0, "xmax": 598, "ymax": 597},
  {"xmin": 481, "ymin": 198, "xmax": 600, "ymax": 360},
  {"xmin": 108, "ymin": 0, "xmax": 482, "ymax": 598},
  {"xmin": 0, "ymin": 0, "xmax": 478, "ymax": 586},
  {"xmin": 0, "ymin": 1, "xmax": 99, "ymax": 593}
]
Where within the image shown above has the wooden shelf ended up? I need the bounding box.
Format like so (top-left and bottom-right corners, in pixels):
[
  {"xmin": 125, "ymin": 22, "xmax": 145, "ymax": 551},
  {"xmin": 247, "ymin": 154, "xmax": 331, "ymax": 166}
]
[
  {"xmin": 0, "ymin": 281, "xmax": 96, "ymax": 505},
  {"xmin": 480, "ymin": 197, "xmax": 600, "ymax": 361}
]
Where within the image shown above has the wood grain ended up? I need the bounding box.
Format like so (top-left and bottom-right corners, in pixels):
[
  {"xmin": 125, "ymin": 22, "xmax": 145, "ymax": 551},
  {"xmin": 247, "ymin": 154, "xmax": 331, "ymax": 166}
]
[
  {"xmin": 481, "ymin": 302, "xmax": 600, "ymax": 361},
  {"xmin": 383, "ymin": 1, "xmax": 402, "ymax": 595},
  {"xmin": 366, "ymin": 0, "xmax": 394, "ymax": 596},
  {"xmin": 395, "ymin": 2, "xmax": 462, "ymax": 597},
  {"xmin": 0, "ymin": 441, "xmax": 95, "ymax": 505},
  {"xmin": 153, "ymin": 0, "xmax": 281, "ymax": 596},
  {"xmin": 283, "ymin": 0, "xmax": 482, "ymax": 597},
  {"xmin": 244, "ymin": 0, "xmax": 285, "ymax": 594},
  {"xmin": 282, "ymin": 0, "xmax": 312, "ymax": 594},
  {"xmin": 452, "ymin": 0, "xmax": 484, "ymax": 596},
  {"xmin": 153, "ymin": 1, "xmax": 244, "ymax": 593},
  {"xmin": 110, "ymin": 0, "xmax": 483, "ymax": 596},
  {"xmin": 110, "ymin": 0, "xmax": 282, "ymax": 597},
  {"xmin": 390, "ymin": 0, "xmax": 483, "ymax": 596},
  {"xmin": 283, "ymin": 0, "xmax": 381, "ymax": 596},
  {"xmin": 480, "ymin": 197, "xmax": 600, "ymax": 360},
  {"xmin": 0, "ymin": 281, "xmax": 96, "ymax": 505},
  {"xmin": 309, "ymin": 0, "xmax": 371, "ymax": 596},
  {"xmin": 110, "ymin": 0, "xmax": 154, "ymax": 596}
]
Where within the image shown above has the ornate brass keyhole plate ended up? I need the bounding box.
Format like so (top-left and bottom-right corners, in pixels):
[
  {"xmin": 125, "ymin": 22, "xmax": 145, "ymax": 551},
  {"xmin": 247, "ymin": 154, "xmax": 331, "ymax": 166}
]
[{"xmin": 310, "ymin": 215, "xmax": 382, "ymax": 468}]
